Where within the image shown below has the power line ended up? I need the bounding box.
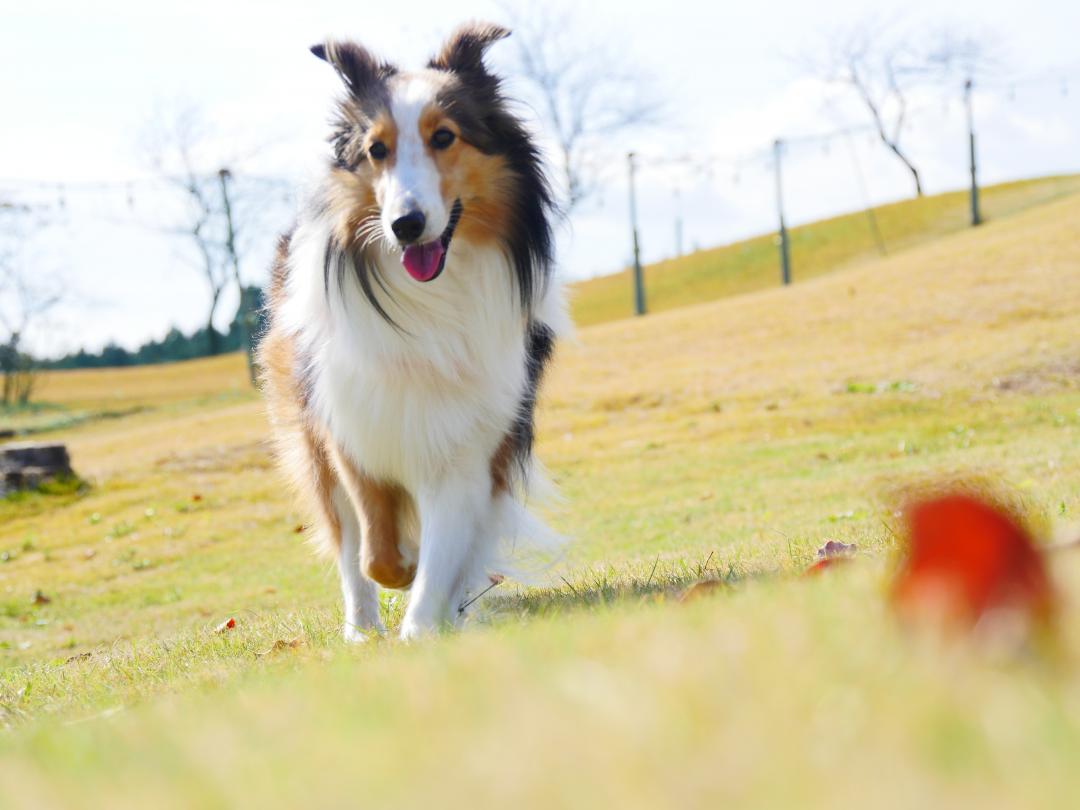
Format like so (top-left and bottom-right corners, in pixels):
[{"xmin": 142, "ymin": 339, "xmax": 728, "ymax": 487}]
[{"xmin": 0, "ymin": 173, "xmax": 295, "ymax": 205}]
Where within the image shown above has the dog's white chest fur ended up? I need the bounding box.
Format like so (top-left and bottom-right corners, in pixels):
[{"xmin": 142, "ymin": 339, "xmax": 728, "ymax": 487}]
[{"xmin": 282, "ymin": 215, "xmax": 531, "ymax": 489}]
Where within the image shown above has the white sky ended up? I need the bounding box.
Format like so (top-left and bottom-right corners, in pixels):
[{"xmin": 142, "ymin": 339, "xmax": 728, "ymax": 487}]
[{"xmin": 2, "ymin": 0, "xmax": 1079, "ymax": 356}]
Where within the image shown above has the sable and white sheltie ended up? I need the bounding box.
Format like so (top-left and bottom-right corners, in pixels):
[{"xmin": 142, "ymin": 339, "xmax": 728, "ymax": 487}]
[{"xmin": 258, "ymin": 23, "xmax": 569, "ymax": 641}]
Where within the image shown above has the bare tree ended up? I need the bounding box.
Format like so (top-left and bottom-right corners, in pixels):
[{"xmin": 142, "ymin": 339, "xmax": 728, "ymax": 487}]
[
  {"xmin": 0, "ymin": 203, "xmax": 62, "ymax": 405},
  {"xmin": 813, "ymin": 22, "xmax": 927, "ymax": 197},
  {"xmin": 143, "ymin": 107, "xmax": 232, "ymax": 356},
  {"xmin": 501, "ymin": 5, "xmax": 659, "ymax": 211},
  {"xmin": 142, "ymin": 106, "xmax": 287, "ymax": 375},
  {"xmin": 808, "ymin": 21, "xmax": 994, "ymax": 198}
]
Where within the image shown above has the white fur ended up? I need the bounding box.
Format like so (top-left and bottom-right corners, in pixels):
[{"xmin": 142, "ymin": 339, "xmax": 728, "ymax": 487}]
[
  {"xmin": 376, "ymin": 74, "xmax": 449, "ymax": 244},
  {"xmin": 281, "ymin": 78, "xmax": 566, "ymax": 639}
]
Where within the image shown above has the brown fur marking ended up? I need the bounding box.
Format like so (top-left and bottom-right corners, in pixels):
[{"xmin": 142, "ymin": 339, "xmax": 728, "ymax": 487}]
[
  {"xmin": 331, "ymin": 446, "xmax": 417, "ymax": 589},
  {"xmin": 490, "ymin": 433, "xmax": 515, "ymax": 496},
  {"xmin": 364, "ymin": 112, "xmax": 398, "ymax": 169},
  {"xmin": 419, "ymin": 101, "xmax": 513, "ymax": 246},
  {"xmin": 258, "ymin": 236, "xmax": 343, "ymax": 558}
]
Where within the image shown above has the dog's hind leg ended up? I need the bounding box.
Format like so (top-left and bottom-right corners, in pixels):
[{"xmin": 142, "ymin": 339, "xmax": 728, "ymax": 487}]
[{"xmin": 332, "ymin": 485, "xmax": 385, "ymax": 642}]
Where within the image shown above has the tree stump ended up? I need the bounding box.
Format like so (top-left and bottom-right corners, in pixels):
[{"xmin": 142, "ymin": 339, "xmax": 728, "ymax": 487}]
[{"xmin": 0, "ymin": 442, "xmax": 73, "ymax": 495}]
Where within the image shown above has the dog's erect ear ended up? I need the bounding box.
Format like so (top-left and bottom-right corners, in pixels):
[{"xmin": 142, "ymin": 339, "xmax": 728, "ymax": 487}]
[
  {"xmin": 311, "ymin": 40, "xmax": 396, "ymax": 94},
  {"xmin": 428, "ymin": 22, "xmax": 510, "ymax": 75}
]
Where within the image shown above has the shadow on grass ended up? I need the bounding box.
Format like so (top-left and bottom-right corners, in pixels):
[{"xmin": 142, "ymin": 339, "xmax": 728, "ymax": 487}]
[
  {"xmin": 0, "ymin": 405, "xmax": 150, "ymax": 438},
  {"xmin": 485, "ymin": 552, "xmax": 773, "ymax": 619}
]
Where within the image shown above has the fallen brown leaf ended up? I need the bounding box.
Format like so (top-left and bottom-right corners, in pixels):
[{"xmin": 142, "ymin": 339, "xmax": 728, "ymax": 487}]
[
  {"xmin": 804, "ymin": 540, "xmax": 858, "ymax": 576},
  {"xmin": 816, "ymin": 540, "xmax": 857, "ymax": 559},
  {"xmin": 256, "ymin": 637, "xmax": 305, "ymax": 657}
]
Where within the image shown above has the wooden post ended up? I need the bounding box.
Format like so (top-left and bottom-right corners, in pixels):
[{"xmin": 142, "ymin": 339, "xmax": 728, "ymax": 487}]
[
  {"xmin": 628, "ymin": 152, "xmax": 647, "ymax": 316},
  {"xmin": 964, "ymin": 79, "xmax": 982, "ymax": 227},
  {"xmin": 773, "ymin": 139, "xmax": 792, "ymax": 285}
]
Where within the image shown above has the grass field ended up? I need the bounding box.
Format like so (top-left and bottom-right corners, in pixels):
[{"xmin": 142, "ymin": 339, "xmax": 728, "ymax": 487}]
[
  {"xmin": 570, "ymin": 174, "xmax": 1080, "ymax": 327},
  {"xmin": 2, "ymin": 186, "xmax": 1080, "ymax": 808}
]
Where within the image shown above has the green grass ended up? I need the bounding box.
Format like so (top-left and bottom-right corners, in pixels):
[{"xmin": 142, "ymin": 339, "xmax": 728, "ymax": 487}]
[
  {"xmin": 570, "ymin": 174, "xmax": 1080, "ymax": 327},
  {"xmin": 2, "ymin": 189, "xmax": 1080, "ymax": 808}
]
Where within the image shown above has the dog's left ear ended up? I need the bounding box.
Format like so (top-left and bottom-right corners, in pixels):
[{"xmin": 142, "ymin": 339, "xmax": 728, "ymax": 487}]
[
  {"xmin": 311, "ymin": 39, "xmax": 396, "ymax": 96},
  {"xmin": 428, "ymin": 22, "xmax": 510, "ymax": 75}
]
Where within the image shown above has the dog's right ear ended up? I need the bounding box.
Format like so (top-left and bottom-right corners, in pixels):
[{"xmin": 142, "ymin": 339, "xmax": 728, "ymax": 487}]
[
  {"xmin": 311, "ymin": 40, "xmax": 396, "ymax": 94},
  {"xmin": 428, "ymin": 22, "xmax": 509, "ymax": 76}
]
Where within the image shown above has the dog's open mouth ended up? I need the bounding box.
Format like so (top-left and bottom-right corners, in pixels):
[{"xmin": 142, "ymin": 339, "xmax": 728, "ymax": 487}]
[{"xmin": 400, "ymin": 199, "xmax": 463, "ymax": 283}]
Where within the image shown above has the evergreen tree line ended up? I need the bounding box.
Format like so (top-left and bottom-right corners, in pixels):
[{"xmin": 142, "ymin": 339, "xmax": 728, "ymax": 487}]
[{"xmin": 41, "ymin": 286, "xmax": 267, "ymax": 370}]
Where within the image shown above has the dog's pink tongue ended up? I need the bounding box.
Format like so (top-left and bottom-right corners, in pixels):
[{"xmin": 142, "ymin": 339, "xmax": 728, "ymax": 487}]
[{"xmin": 401, "ymin": 241, "xmax": 445, "ymax": 282}]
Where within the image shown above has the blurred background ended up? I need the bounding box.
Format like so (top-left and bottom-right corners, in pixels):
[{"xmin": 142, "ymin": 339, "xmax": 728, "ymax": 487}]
[{"xmin": 1, "ymin": 0, "xmax": 1078, "ymax": 384}]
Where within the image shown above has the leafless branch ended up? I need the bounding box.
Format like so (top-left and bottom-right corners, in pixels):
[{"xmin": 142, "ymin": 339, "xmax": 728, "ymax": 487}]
[
  {"xmin": 142, "ymin": 106, "xmax": 243, "ymax": 357},
  {"xmin": 0, "ymin": 203, "xmax": 64, "ymax": 404},
  {"xmin": 501, "ymin": 4, "xmax": 661, "ymax": 211},
  {"xmin": 804, "ymin": 19, "xmax": 997, "ymax": 198}
]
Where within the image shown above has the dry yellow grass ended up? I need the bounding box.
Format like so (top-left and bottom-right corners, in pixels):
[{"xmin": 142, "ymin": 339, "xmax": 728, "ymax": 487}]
[
  {"xmin": 555, "ymin": 194, "xmax": 1080, "ymax": 420},
  {"xmin": 570, "ymin": 174, "xmax": 1080, "ymax": 327},
  {"xmin": 32, "ymin": 352, "xmax": 250, "ymax": 410}
]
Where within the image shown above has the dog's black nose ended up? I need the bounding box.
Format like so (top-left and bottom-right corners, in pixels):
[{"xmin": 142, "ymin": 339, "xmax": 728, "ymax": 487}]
[{"xmin": 391, "ymin": 210, "xmax": 426, "ymax": 243}]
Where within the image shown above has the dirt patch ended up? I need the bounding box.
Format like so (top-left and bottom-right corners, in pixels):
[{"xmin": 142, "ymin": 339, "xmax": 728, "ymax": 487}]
[
  {"xmin": 154, "ymin": 440, "xmax": 274, "ymax": 473},
  {"xmin": 991, "ymin": 359, "xmax": 1080, "ymax": 394}
]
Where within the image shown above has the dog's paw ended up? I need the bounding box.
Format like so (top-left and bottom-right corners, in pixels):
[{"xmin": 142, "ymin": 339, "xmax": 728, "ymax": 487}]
[
  {"xmin": 398, "ymin": 616, "xmax": 436, "ymax": 642},
  {"xmin": 343, "ymin": 623, "xmax": 381, "ymax": 644}
]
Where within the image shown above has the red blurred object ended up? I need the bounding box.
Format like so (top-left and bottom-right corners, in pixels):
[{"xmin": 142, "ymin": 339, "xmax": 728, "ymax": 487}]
[{"xmin": 892, "ymin": 494, "xmax": 1055, "ymax": 626}]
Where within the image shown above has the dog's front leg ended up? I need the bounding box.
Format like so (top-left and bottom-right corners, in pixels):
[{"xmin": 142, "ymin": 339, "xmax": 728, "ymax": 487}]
[
  {"xmin": 399, "ymin": 470, "xmax": 489, "ymax": 640},
  {"xmin": 333, "ymin": 487, "xmax": 385, "ymax": 642}
]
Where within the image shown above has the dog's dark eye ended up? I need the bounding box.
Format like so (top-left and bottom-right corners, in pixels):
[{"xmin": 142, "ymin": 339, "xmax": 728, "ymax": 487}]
[
  {"xmin": 368, "ymin": 141, "xmax": 389, "ymax": 160},
  {"xmin": 431, "ymin": 129, "xmax": 456, "ymax": 150}
]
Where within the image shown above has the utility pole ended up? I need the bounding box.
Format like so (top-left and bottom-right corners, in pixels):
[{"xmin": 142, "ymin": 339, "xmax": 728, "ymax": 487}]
[
  {"xmin": 217, "ymin": 168, "xmax": 256, "ymax": 384},
  {"xmin": 773, "ymin": 139, "xmax": 791, "ymax": 286},
  {"xmin": 673, "ymin": 186, "xmax": 683, "ymax": 258},
  {"xmin": 964, "ymin": 79, "xmax": 981, "ymax": 227},
  {"xmin": 627, "ymin": 152, "xmax": 646, "ymax": 316}
]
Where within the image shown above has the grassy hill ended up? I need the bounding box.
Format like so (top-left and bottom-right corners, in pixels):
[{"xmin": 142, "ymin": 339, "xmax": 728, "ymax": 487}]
[
  {"xmin": 3, "ymin": 191, "xmax": 1080, "ymax": 807},
  {"xmin": 571, "ymin": 174, "xmax": 1080, "ymax": 327}
]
